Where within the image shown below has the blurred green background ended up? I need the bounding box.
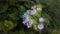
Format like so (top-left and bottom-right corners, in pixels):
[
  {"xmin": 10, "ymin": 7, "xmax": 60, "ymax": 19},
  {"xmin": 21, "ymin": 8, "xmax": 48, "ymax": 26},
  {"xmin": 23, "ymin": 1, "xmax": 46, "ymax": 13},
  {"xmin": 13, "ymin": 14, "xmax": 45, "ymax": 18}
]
[{"xmin": 0, "ymin": 0, "xmax": 60, "ymax": 34}]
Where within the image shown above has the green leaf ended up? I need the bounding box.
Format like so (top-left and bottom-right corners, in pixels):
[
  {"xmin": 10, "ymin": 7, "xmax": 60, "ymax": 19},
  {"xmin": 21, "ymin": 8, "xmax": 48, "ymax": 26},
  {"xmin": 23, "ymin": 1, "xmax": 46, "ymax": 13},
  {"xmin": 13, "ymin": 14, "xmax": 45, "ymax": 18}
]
[
  {"xmin": 0, "ymin": 22, "xmax": 3, "ymax": 30},
  {"xmin": 4, "ymin": 20, "xmax": 15, "ymax": 30}
]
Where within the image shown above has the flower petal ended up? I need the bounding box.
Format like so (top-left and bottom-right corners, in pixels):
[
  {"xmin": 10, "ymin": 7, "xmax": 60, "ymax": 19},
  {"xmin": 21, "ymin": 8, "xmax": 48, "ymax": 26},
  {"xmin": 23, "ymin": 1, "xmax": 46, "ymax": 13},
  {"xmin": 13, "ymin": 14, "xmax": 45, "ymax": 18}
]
[
  {"xmin": 38, "ymin": 24, "xmax": 44, "ymax": 30},
  {"xmin": 30, "ymin": 9, "xmax": 37, "ymax": 15}
]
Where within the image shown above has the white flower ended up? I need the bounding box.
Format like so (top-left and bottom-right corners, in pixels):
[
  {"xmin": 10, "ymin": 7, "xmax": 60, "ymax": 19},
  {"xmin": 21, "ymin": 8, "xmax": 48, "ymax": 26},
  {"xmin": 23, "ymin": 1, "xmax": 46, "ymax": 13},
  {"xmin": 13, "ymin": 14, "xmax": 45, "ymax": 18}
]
[
  {"xmin": 39, "ymin": 17, "xmax": 45, "ymax": 22},
  {"xmin": 37, "ymin": 24, "xmax": 44, "ymax": 30},
  {"xmin": 37, "ymin": 8, "xmax": 42, "ymax": 11},
  {"xmin": 26, "ymin": 10, "xmax": 30, "ymax": 14},
  {"xmin": 30, "ymin": 9, "xmax": 37, "ymax": 15}
]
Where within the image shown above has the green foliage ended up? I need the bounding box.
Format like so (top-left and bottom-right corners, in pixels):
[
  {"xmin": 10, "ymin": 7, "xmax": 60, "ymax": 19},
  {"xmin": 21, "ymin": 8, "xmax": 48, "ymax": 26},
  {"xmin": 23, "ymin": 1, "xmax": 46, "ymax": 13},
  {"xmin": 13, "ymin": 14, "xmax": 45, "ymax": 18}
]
[
  {"xmin": 0, "ymin": 22, "xmax": 3, "ymax": 30},
  {"xmin": 0, "ymin": 0, "xmax": 60, "ymax": 34},
  {"xmin": 4, "ymin": 20, "xmax": 15, "ymax": 30}
]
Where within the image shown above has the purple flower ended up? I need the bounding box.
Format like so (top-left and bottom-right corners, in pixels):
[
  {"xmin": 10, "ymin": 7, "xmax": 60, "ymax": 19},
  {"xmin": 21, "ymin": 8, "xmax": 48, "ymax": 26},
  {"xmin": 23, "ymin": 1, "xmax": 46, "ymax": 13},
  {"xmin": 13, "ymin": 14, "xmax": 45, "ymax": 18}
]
[
  {"xmin": 23, "ymin": 12, "xmax": 29, "ymax": 25},
  {"xmin": 23, "ymin": 12, "xmax": 33, "ymax": 26},
  {"xmin": 27, "ymin": 19, "xmax": 32, "ymax": 26},
  {"xmin": 23, "ymin": 19, "xmax": 33, "ymax": 27},
  {"xmin": 23, "ymin": 12, "xmax": 29, "ymax": 21},
  {"xmin": 30, "ymin": 9, "xmax": 36, "ymax": 15},
  {"xmin": 37, "ymin": 24, "xmax": 44, "ymax": 30}
]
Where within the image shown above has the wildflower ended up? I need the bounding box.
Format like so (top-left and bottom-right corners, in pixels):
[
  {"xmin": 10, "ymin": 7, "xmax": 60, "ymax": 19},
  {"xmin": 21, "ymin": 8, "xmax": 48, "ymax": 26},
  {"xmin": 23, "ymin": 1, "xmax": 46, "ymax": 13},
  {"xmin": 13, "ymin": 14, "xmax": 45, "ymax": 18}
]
[
  {"xmin": 26, "ymin": 9, "xmax": 37, "ymax": 15},
  {"xmin": 39, "ymin": 17, "xmax": 45, "ymax": 22},
  {"xmin": 36, "ymin": 8, "xmax": 42, "ymax": 11},
  {"xmin": 23, "ymin": 12, "xmax": 29, "ymax": 25},
  {"xmin": 23, "ymin": 12, "xmax": 33, "ymax": 27},
  {"xmin": 29, "ymin": 9, "xmax": 37, "ymax": 15},
  {"xmin": 37, "ymin": 24, "xmax": 44, "ymax": 30},
  {"xmin": 27, "ymin": 19, "xmax": 33, "ymax": 28},
  {"xmin": 23, "ymin": 12, "xmax": 29, "ymax": 21},
  {"xmin": 23, "ymin": 19, "xmax": 33, "ymax": 28},
  {"xmin": 27, "ymin": 20, "xmax": 32, "ymax": 25}
]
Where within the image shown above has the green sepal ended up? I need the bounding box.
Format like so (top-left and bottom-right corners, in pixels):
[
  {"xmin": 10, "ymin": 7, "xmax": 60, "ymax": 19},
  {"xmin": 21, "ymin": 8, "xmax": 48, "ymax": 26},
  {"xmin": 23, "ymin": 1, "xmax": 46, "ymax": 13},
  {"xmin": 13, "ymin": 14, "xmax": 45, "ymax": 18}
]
[{"xmin": 33, "ymin": 11, "xmax": 41, "ymax": 18}]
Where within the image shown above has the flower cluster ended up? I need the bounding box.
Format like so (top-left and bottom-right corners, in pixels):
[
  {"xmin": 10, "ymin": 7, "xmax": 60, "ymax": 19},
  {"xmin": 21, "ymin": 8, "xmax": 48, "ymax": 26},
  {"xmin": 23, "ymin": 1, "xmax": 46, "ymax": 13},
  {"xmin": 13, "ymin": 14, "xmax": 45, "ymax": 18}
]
[
  {"xmin": 23, "ymin": 4, "xmax": 46, "ymax": 30},
  {"xmin": 23, "ymin": 12, "xmax": 32, "ymax": 26}
]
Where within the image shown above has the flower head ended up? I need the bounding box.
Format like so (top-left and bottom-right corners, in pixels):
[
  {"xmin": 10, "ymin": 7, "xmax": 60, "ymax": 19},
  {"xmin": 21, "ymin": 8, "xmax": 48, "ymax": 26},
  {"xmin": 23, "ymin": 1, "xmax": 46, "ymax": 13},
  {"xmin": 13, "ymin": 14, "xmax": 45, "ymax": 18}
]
[
  {"xmin": 39, "ymin": 17, "xmax": 45, "ymax": 22},
  {"xmin": 27, "ymin": 19, "xmax": 33, "ymax": 28},
  {"xmin": 26, "ymin": 9, "xmax": 37, "ymax": 15},
  {"xmin": 23, "ymin": 12, "xmax": 29, "ymax": 20},
  {"xmin": 37, "ymin": 24, "xmax": 44, "ymax": 30},
  {"xmin": 23, "ymin": 12, "xmax": 29, "ymax": 25},
  {"xmin": 37, "ymin": 8, "xmax": 42, "ymax": 11},
  {"xmin": 23, "ymin": 19, "xmax": 33, "ymax": 28},
  {"xmin": 27, "ymin": 20, "xmax": 32, "ymax": 26},
  {"xmin": 29, "ymin": 9, "xmax": 37, "ymax": 15},
  {"xmin": 23, "ymin": 12, "xmax": 33, "ymax": 26}
]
